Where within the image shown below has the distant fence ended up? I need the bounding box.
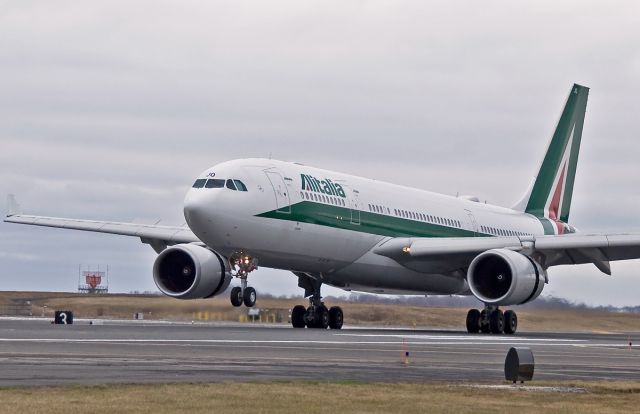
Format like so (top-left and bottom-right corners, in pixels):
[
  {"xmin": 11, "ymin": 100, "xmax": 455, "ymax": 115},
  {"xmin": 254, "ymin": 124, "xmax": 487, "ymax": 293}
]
[
  {"xmin": 0, "ymin": 301, "xmax": 33, "ymax": 316},
  {"xmin": 192, "ymin": 308, "xmax": 286, "ymax": 323}
]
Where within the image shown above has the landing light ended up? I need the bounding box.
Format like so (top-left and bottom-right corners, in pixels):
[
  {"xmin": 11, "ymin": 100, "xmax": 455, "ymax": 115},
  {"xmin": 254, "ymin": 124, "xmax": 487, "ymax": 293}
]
[{"xmin": 402, "ymin": 246, "xmax": 411, "ymax": 254}]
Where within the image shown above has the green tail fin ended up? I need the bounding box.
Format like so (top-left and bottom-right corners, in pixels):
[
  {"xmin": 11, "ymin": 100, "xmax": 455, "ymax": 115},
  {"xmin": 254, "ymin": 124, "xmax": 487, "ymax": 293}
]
[{"xmin": 514, "ymin": 84, "xmax": 589, "ymax": 230}]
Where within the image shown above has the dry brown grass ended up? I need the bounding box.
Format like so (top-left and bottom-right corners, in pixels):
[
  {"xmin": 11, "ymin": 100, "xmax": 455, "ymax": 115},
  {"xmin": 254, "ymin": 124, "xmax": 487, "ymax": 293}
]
[
  {"xmin": 1, "ymin": 381, "xmax": 639, "ymax": 414},
  {"xmin": 2, "ymin": 291, "xmax": 640, "ymax": 333}
]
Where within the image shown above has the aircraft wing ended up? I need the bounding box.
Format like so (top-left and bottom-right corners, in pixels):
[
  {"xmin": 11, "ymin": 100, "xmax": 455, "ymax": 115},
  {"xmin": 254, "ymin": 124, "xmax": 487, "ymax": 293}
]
[
  {"xmin": 374, "ymin": 233, "xmax": 640, "ymax": 275},
  {"xmin": 4, "ymin": 195, "xmax": 199, "ymax": 253}
]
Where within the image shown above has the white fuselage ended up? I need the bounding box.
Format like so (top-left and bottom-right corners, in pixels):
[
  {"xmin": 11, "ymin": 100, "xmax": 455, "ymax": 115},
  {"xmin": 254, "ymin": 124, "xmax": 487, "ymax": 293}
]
[{"xmin": 183, "ymin": 158, "xmax": 551, "ymax": 295}]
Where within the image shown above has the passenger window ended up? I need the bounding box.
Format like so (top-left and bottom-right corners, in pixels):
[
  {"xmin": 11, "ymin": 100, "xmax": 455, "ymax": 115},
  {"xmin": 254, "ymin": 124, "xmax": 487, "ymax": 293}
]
[
  {"xmin": 226, "ymin": 179, "xmax": 237, "ymax": 190},
  {"xmin": 205, "ymin": 179, "xmax": 225, "ymax": 188},
  {"xmin": 234, "ymin": 180, "xmax": 248, "ymax": 191},
  {"xmin": 192, "ymin": 179, "xmax": 207, "ymax": 188}
]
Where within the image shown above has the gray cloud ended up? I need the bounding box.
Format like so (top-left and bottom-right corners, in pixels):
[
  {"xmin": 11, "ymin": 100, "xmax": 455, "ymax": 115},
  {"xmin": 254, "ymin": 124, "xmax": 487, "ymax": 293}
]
[{"xmin": 1, "ymin": 1, "xmax": 639, "ymax": 305}]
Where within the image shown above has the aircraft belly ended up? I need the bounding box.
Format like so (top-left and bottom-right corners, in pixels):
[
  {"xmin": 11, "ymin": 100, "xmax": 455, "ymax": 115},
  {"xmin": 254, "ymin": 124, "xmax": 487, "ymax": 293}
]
[{"xmin": 329, "ymin": 251, "xmax": 468, "ymax": 295}]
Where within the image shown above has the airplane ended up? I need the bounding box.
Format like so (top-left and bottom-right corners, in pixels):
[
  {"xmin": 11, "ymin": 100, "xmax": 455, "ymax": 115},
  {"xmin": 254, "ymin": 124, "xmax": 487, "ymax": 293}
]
[{"xmin": 5, "ymin": 84, "xmax": 640, "ymax": 334}]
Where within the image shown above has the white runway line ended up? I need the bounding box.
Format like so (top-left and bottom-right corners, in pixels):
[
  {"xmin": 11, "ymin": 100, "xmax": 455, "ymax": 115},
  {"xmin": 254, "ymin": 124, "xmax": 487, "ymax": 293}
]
[
  {"xmin": 0, "ymin": 338, "xmax": 613, "ymax": 347},
  {"xmin": 336, "ymin": 333, "xmax": 586, "ymax": 342}
]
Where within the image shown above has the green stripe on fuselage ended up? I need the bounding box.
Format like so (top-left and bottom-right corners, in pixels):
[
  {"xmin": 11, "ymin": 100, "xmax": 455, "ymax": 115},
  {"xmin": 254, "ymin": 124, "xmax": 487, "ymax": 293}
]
[
  {"xmin": 256, "ymin": 201, "xmax": 477, "ymax": 238},
  {"xmin": 538, "ymin": 217, "xmax": 556, "ymax": 235}
]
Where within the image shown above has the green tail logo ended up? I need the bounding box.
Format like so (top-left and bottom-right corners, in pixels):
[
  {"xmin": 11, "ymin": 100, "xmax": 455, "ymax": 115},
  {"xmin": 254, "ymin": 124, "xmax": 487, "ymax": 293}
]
[{"xmin": 515, "ymin": 84, "xmax": 589, "ymax": 234}]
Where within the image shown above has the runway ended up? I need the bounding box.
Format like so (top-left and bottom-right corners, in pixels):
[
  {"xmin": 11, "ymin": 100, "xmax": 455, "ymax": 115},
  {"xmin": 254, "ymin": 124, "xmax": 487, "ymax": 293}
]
[{"xmin": 1, "ymin": 318, "xmax": 639, "ymax": 386}]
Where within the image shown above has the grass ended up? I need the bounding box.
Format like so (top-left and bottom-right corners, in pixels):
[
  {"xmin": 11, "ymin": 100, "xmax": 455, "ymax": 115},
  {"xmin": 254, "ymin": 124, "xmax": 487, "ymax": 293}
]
[
  {"xmin": 2, "ymin": 291, "xmax": 640, "ymax": 333},
  {"xmin": 1, "ymin": 381, "xmax": 640, "ymax": 414}
]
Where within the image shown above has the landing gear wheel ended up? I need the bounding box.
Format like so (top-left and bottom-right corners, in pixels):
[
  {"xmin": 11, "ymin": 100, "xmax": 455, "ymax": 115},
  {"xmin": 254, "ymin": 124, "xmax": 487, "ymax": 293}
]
[
  {"xmin": 243, "ymin": 287, "xmax": 257, "ymax": 307},
  {"xmin": 489, "ymin": 309, "xmax": 505, "ymax": 334},
  {"xmin": 479, "ymin": 309, "xmax": 490, "ymax": 333},
  {"xmin": 291, "ymin": 305, "xmax": 306, "ymax": 328},
  {"xmin": 329, "ymin": 306, "xmax": 343, "ymax": 330},
  {"xmin": 230, "ymin": 287, "xmax": 243, "ymax": 307},
  {"xmin": 316, "ymin": 305, "xmax": 329, "ymax": 329},
  {"xmin": 504, "ymin": 310, "xmax": 518, "ymax": 334},
  {"xmin": 305, "ymin": 306, "xmax": 316, "ymax": 328},
  {"xmin": 466, "ymin": 309, "xmax": 480, "ymax": 333}
]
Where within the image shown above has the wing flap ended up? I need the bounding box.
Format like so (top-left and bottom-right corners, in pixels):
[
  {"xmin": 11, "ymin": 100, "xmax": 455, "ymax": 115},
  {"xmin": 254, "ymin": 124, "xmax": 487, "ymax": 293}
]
[{"xmin": 409, "ymin": 237, "xmax": 524, "ymax": 256}]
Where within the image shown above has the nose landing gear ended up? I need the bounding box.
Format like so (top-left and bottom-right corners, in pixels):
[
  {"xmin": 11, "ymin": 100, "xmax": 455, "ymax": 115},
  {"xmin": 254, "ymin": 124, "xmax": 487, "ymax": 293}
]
[{"xmin": 229, "ymin": 252, "xmax": 258, "ymax": 307}]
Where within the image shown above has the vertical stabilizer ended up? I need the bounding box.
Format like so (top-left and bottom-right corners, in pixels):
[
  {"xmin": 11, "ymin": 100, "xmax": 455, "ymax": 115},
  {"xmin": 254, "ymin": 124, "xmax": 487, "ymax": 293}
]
[{"xmin": 513, "ymin": 84, "xmax": 589, "ymax": 233}]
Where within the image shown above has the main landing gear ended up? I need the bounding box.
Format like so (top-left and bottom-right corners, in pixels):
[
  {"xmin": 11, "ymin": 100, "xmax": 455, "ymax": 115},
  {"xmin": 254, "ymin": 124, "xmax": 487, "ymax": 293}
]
[
  {"xmin": 466, "ymin": 305, "xmax": 518, "ymax": 335},
  {"xmin": 229, "ymin": 252, "xmax": 258, "ymax": 308},
  {"xmin": 290, "ymin": 280, "xmax": 343, "ymax": 330}
]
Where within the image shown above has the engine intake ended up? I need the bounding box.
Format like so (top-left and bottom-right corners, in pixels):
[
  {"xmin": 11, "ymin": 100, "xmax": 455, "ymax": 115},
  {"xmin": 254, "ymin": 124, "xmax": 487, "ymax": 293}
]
[
  {"xmin": 153, "ymin": 244, "xmax": 231, "ymax": 299},
  {"xmin": 467, "ymin": 249, "xmax": 546, "ymax": 306}
]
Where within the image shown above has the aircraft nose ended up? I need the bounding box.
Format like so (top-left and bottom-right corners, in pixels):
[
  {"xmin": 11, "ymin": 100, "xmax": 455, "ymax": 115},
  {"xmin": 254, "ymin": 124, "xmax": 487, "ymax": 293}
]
[{"xmin": 183, "ymin": 189, "xmax": 207, "ymax": 229}]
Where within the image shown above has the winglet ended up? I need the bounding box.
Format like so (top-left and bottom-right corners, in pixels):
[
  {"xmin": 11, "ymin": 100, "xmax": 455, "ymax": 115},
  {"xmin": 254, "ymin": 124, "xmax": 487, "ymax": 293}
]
[{"xmin": 6, "ymin": 194, "xmax": 22, "ymax": 217}]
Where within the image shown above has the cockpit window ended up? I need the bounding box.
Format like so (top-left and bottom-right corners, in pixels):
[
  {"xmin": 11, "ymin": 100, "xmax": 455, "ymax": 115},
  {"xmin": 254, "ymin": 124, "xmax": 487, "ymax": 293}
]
[
  {"xmin": 205, "ymin": 179, "xmax": 225, "ymax": 188},
  {"xmin": 192, "ymin": 179, "xmax": 207, "ymax": 188},
  {"xmin": 234, "ymin": 180, "xmax": 248, "ymax": 191},
  {"xmin": 196, "ymin": 177, "xmax": 248, "ymax": 191}
]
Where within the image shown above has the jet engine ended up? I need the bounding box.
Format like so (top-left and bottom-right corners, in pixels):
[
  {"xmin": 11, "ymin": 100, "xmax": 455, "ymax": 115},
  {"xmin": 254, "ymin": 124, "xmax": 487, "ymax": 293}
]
[
  {"xmin": 467, "ymin": 249, "xmax": 546, "ymax": 306},
  {"xmin": 152, "ymin": 244, "xmax": 231, "ymax": 299}
]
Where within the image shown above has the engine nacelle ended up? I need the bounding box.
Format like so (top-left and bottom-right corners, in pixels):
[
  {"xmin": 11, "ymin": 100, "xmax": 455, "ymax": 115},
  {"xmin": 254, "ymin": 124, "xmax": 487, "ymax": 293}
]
[
  {"xmin": 152, "ymin": 244, "xmax": 231, "ymax": 299},
  {"xmin": 467, "ymin": 249, "xmax": 546, "ymax": 306}
]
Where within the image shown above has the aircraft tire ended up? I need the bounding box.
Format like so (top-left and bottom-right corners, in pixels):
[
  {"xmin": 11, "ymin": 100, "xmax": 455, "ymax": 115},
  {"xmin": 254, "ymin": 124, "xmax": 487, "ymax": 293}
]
[
  {"xmin": 489, "ymin": 309, "xmax": 504, "ymax": 334},
  {"xmin": 305, "ymin": 307, "xmax": 316, "ymax": 328},
  {"xmin": 316, "ymin": 305, "xmax": 329, "ymax": 329},
  {"xmin": 504, "ymin": 310, "xmax": 518, "ymax": 334},
  {"xmin": 243, "ymin": 287, "xmax": 257, "ymax": 307},
  {"xmin": 230, "ymin": 287, "xmax": 243, "ymax": 307},
  {"xmin": 479, "ymin": 310, "xmax": 490, "ymax": 333},
  {"xmin": 291, "ymin": 305, "xmax": 306, "ymax": 328},
  {"xmin": 466, "ymin": 309, "xmax": 480, "ymax": 333},
  {"xmin": 328, "ymin": 306, "xmax": 343, "ymax": 330}
]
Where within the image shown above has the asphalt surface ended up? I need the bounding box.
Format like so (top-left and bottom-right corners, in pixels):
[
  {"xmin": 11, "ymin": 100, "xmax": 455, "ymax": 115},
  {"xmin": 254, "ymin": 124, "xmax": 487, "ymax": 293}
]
[{"xmin": 0, "ymin": 318, "xmax": 639, "ymax": 386}]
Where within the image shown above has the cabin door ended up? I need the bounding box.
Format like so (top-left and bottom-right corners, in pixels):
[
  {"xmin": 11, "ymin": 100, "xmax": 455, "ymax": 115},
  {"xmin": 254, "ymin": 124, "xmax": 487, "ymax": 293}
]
[
  {"xmin": 465, "ymin": 209, "xmax": 478, "ymax": 236},
  {"xmin": 265, "ymin": 170, "xmax": 291, "ymax": 214},
  {"xmin": 350, "ymin": 189, "xmax": 361, "ymax": 225}
]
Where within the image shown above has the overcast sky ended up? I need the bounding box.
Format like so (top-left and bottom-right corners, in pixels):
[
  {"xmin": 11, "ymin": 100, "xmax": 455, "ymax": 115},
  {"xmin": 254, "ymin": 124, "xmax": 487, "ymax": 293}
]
[{"xmin": 1, "ymin": 1, "xmax": 639, "ymax": 306}]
